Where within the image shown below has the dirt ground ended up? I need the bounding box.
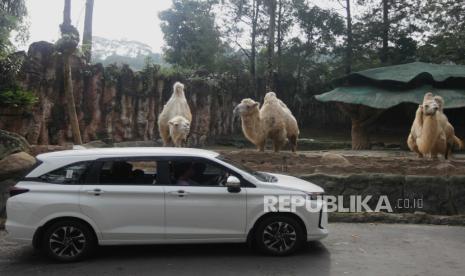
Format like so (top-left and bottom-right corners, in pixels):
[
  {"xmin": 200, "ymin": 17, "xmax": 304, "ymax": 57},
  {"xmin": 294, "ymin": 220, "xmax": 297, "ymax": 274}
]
[{"xmin": 219, "ymin": 149, "xmax": 465, "ymax": 176}]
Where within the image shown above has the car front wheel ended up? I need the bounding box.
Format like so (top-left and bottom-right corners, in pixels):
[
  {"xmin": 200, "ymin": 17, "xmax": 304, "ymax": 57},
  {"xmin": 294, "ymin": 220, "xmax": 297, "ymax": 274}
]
[
  {"xmin": 254, "ymin": 215, "xmax": 305, "ymax": 256},
  {"xmin": 41, "ymin": 220, "xmax": 96, "ymax": 262}
]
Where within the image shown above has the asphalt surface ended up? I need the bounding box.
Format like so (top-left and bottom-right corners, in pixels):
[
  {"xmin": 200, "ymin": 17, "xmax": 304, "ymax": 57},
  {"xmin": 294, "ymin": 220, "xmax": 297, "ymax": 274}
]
[{"xmin": 1, "ymin": 223, "xmax": 464, "ymax": 276}]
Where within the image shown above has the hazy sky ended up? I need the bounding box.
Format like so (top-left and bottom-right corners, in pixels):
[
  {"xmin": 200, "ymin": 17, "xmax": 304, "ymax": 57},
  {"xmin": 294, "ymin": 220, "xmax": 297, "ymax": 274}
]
[
  {"xmin": 19, "ymin": 0, "xmax": 172, "ymax": 51},
  {"xmin": 18, "ymin": 0, "xmax": 342, "ymax": 52}
]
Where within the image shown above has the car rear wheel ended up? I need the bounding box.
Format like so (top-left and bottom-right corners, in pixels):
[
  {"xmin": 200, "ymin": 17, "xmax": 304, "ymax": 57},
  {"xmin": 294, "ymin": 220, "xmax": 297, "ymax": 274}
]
[
  {"xmin": 41, "ymin": 220, "xmax": 96, "ymax": 262},
  {"xmin": 254, "ymin": 215, "xmax": 305, "ymax": 256}
]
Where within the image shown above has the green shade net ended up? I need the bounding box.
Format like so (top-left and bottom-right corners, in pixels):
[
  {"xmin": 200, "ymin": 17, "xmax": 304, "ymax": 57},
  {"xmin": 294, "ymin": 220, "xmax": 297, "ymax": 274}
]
[
  {"xmin": 340, "ymin": 62, "xmax": 465, "ymax": 84},
  {"xmin": 315, "ymin": 85, "xmax": 465, "ymax": 109},
  {"xmin": 316, "ymin": 62, "xmax": 465, "ymax": 109}
]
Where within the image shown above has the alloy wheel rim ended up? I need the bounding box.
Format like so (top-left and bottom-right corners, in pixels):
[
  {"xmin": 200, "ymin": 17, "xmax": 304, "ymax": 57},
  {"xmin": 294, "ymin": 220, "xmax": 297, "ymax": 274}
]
[
  {"xmin": 262, "ymin": 221, "xmax": 297, "ymax": 252},
  {"xmin": 49, "ymin": 226, "xmax": 86, "ymax": 258}
]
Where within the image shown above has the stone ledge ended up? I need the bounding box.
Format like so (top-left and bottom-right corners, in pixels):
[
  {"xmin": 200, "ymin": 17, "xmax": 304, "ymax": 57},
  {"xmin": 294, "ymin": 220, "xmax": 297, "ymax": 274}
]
[
  {"xmin": 301, "ymin": 173, "xmax": 465, "ymax": 215},
  {"xmin": 329, "ymin": 212, "xmax": 465, "ymax": 226}
]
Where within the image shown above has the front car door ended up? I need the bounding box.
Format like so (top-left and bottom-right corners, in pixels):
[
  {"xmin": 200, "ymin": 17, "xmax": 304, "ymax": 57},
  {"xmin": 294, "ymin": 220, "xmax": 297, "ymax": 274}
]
[
  {"xmin": 162, "ymin": 157, "xmax": 247, "ymax": 241},
  {"xmin": 79, "ymin": 158, "xmax": 164, "ymax": 244}
]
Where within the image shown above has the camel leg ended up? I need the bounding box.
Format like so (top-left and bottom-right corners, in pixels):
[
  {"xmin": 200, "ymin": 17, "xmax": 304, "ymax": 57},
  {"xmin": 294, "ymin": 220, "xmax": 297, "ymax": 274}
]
[
  {"xmin": 257, "ymin": 140, "xmax": 265, "ymax": 152},
  {"xmin": 272, "ymin": 138, "xmax": 285, "ymax": 153},
  {"xmin": 407, "ymin": 134, "xmax": 423, "ymax": 158},
  {"xmin": 273, "ymin": 142, "xmax": 280, "ymax": 153},
  {"xmin": 159, "ymin": 124, "xmax": 171, "ymax": 146},
  {"xmin": 289, "ymin": 135, "xmax": 297, "ymax": 153}
]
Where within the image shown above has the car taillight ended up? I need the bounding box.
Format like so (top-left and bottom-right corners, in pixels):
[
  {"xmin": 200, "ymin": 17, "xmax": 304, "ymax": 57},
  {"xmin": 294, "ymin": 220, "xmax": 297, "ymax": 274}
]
[{"xmin": 9, "ymin": 186, "xmax": 29, "ymax": 197}]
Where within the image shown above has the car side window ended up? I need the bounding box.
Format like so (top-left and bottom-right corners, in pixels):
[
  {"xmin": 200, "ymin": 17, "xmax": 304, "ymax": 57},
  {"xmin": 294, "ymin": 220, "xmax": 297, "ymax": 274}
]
[
  {"xmin": 98, "ymin": 160, "xmax": 158, "ymax": 185},
  {"xmin": 168, "ymin": 160, "xmax": 230, "ymax": 187},
  {"xmin": 39, "ymin": 162, "xmax": 90, "ymax": 184}
]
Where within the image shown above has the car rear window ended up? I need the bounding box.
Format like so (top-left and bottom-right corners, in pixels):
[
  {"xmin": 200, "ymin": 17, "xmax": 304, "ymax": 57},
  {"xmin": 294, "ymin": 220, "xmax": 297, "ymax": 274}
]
[{"xmin": 38, "ymin": 162, "xmax": 90, "ymax": 184}]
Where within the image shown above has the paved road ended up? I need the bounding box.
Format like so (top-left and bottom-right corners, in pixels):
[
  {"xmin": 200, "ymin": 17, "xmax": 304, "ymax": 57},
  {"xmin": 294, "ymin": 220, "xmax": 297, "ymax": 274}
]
[{"xmin": 1, "ymin": 223, "xmax": 464, "ymax": 276}]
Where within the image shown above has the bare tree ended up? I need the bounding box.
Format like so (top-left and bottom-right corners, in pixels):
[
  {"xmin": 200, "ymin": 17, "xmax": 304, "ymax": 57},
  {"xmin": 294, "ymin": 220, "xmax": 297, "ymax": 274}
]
[
  {"xmin": 381, "ymin": 0, "xmax": 389, "ymax": 63},
  {"xmin": 266, "ymin": 0, "xmax": 276, "ymax": 91},
  {"xmin": 63, "ymin": 0, "xmax": 71, "ymax": 26},
  {"xmin": 226, "ymin": 0, "xmax": 262, "ymax": 98},
  {"xmin": 57, "ymin": 0, "xmax": 82, "ymax": 144},
  {"xmin": 82, "ymin": 0, "xmax": 94, "ymax": 63}
]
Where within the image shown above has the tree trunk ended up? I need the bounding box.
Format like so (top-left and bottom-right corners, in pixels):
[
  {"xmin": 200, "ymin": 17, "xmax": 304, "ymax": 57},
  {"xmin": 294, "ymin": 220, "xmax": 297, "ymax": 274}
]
[
  {"xmin": 63, "ymin": 0, "xmax": 71, "ymax": 26},
  {"xmin": 266, "ymin": 0, "xmax": 277, "ymax": 91},
  {"xmin": 64, "ymin": 54, "xmax": 83, "ymax": 145},
  {"xmin": 351, "ymin": 119, "xmax": 370, "ymax": 150},
  {"xmin": 276, "ymin": 0, "xmax": 283, "ymax": 76},
  {"xmin": 345, "ymin": 0, "xmax": 353, "ymax": 74},
  {"xmin": 250, "ymin": 0, "xmax": 259, "ymax": 98},
  {"xmin": 337, "ymin": 103, "xmax": 385, "ymax": 150},
  {"xmin": 82, "ymin": 0, "xmax": 94, "ymax": 63},
  {"xmin": 381, "ymin": 0, "xmax": 389, "ymax": 63}
]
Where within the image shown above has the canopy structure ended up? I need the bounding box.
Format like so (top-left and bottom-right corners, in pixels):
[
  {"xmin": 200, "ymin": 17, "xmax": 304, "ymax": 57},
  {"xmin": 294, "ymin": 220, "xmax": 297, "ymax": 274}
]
[
  {"xmin": 315, "ymin": 62, "xmax": 465, "ymax": 150},
  {"xmin": 316, "ymin": 85, "xmax": 465, "ymax": 109}
]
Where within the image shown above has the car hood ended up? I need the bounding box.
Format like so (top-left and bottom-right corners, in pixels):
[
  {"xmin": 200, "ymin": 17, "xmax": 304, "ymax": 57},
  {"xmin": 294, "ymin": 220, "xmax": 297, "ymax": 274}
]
[{"xmin": 266, "ymin": 173, "xmax": 324, "ymax": 193}]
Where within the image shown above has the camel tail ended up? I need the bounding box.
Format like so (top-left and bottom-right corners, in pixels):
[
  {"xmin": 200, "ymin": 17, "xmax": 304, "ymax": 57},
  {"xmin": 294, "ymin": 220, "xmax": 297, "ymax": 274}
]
[{"xmin": 454, "ymin": 136, "xmax": 464, "ymax": 150}]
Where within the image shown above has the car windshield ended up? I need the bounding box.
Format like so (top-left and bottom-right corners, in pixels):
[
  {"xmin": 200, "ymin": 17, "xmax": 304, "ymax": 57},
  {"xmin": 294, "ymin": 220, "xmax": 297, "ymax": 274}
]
[{"xmin": 216, "ymin": 155, "xmax": 277, "ymax": 182}]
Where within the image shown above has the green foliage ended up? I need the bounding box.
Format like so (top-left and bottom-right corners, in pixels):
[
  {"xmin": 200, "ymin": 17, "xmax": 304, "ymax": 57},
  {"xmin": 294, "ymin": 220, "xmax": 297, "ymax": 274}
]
[
  {"xmin": 96, "ymin": 53, "xmax": 165, "ymax": 71},
  {"xmin": 159, "ymin": 0, "xmax": 223, "ymax": 71},
  {"xmin": 0, "ymin": 50, "xmax": 36, "ymax": 107},
  {"xmin": 103, "ymin": 64, "xmax": 122, "ymax": 86},
  {"xmin": 0, "ymin": 0, "xmax": 27, "ymax": 58},
  {"xmin": 159, "ymin": 65, "xmax": 195, "ymax": 79},
  {"xmin": 55, "ymin": 23, "xmax": 80, "ymax": 54},
  {"xmin": 417, "ymin": 0, "xmax": 465, "ymax": 64},
  {"xmin": 0, "ymin": 88, "xmax": 37, "ymax": 107}
]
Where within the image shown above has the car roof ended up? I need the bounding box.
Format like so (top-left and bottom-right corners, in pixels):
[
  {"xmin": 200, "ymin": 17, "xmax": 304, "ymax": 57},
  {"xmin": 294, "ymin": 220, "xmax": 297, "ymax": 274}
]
[{"xmin": 36, "ymin": 147, "xmax": 219, "ymax": 160}]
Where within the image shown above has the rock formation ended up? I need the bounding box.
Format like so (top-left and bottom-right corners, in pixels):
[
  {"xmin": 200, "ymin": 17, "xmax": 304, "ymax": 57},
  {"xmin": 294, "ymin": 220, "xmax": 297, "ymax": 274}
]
[{"xmin": 0, "ymin": 41, "xmax": 348, "ymax": 147}]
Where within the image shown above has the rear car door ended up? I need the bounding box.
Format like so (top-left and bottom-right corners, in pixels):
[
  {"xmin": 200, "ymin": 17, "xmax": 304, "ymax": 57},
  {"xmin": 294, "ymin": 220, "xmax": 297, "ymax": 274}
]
[
  {"xmin": 79, "ymin": 158, "xmax": 165, "ymax": 243},
  {"xmin": 161, "ymin": 157, "xmax": 247, "ymax": 241}
]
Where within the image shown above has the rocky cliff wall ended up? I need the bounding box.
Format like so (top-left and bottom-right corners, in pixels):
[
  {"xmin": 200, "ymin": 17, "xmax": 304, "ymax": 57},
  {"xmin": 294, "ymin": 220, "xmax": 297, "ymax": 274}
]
[{"xmin": 0, "ymin": 41, "xmax": 349, "ymax": 145}]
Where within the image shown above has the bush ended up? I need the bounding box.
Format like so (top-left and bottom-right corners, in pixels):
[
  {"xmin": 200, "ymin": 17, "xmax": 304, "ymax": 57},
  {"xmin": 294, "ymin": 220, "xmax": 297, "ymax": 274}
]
[{"xmin": 0, "ymin": 88, "xmax": 37, "ymax": 107}]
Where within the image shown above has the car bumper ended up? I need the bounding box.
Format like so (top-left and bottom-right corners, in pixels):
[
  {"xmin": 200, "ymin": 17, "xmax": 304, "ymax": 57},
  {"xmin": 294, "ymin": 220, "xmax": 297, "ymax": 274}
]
[
  {"xmin": 307, "ymin": 227, "xmax": 329, "ymax": 241},
  {"xmin": 5, "ymin": 221, "xmax": 35, "ymax": 242}
]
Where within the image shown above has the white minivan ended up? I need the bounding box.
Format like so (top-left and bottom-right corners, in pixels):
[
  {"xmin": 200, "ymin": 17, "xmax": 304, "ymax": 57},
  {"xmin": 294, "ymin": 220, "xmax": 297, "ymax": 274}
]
[{"xmin": 6, "ymin": 147, "xmax": 327, "ymax": 261}]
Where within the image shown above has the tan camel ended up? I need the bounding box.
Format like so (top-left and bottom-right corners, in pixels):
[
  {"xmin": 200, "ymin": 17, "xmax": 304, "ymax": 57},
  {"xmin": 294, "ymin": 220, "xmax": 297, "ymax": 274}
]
[
  {"xmin": 407, "ymin": 93, "xmax": 447, "ymax": 159},
  {"xmin": 264, "ymin": 92, "xmax": 300, "ymax": 152},
  {"xmin": 233, "ymin": 98, "xmax": 287, "ymax": 152}
]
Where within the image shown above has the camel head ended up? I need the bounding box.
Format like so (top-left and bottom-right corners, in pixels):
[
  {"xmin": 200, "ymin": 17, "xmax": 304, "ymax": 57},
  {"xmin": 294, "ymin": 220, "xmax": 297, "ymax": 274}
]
[
  {"xmin": 421, "ymin": 95, "xmax": 440, "ymax": 116},
  {"xmin": 173, "ymin": 82, "xmax": 185, "ymax": 97},
  {"xmin": 168, "ymin": 115, "xmax": 190, "ymax": 135},
  {"xmin": 433, "ymin": 95, "xmax": 445, "ymax": 112},
  {"xmin": 233, "ymin": 98, "xmax": 260, "ymax": 118}
]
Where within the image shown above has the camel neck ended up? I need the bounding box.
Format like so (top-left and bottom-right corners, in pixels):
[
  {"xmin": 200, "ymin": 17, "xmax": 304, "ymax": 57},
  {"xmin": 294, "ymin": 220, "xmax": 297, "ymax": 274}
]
[
  {"xmin": 172, "ymin": 91, "xmax": 185, "ymax": 99},
  {"xmin": 241, "ymin": 112, "xmax": 261, "ymax": 140},
  {"xmin": 419, "ymin": 115, "xmax": 439, "ymax": 151},
  {"xmin": 422, "ymin": 115, "xmax": 438, "ymax": 136}
]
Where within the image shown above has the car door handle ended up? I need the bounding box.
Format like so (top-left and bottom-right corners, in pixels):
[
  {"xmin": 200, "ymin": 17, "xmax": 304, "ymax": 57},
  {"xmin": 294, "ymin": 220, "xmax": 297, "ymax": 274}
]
[
  {"xmin": 169, "ymin": 190, "xmax": 189, "ymax": 197},
  {"xmin": 86, "ymin": 189, "xmax": 104, "ymax": 196}
]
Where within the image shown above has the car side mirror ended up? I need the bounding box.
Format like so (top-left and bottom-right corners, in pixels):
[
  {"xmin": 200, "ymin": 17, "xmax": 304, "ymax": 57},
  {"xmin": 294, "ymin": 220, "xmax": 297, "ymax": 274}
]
[{"xmin": 225, "ymin": 176, "xmax": 241, "ymax": 193}]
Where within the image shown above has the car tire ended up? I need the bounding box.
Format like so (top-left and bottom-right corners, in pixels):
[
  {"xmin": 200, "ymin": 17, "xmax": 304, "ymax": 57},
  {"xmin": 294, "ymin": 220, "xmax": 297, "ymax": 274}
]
[
  {"xmin": 253, "ymin": 215, "xmax": 305, "ymax": 256},
  {"xmin": 41, "ymin": 220, "xmax": 96, "ymax": 262}
]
